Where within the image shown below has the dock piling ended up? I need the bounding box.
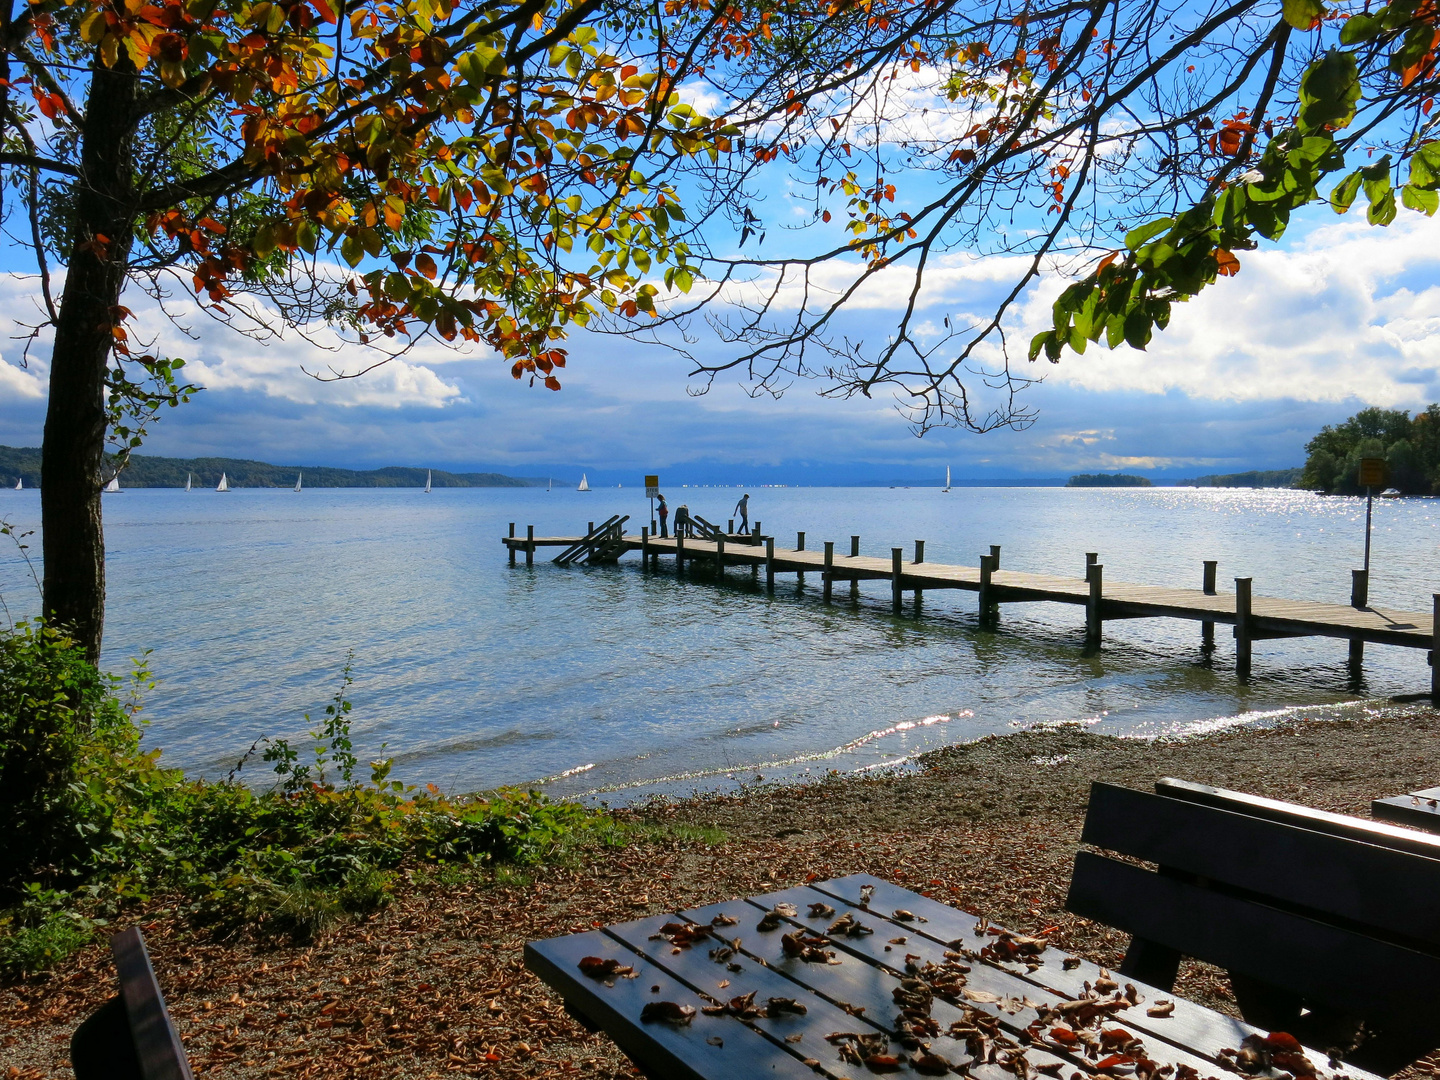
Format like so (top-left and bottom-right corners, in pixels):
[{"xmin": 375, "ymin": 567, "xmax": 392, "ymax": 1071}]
[
  {"xmin": 851, "ymin": 536, "xmax": 861, "ymax": 598},
  {"xmin": 526, "ymin": 525, "xmax": 535, "ymax": 566},
  {"xmin": 1235, "ymin": 577, "xmax": 1253, "ymax": 680},
  {"xmin": 797, "ymin": 532, "xmax": 806, "ymax": 584},
  {"xmin": 990, "ymin": 544, "xmax": 1001, "ymax": 570},
  {"xmin": 1432, "ymin": 595, "xmax": 1440, "ymax": 702},
  {"xmin": 914, "ymin": 541, "xmax": 925, "ymax": 606},
  {"xmin": 892, "ymin": 548, "xmax": 903, "ymax": 613},
  {"xmin": 755, "ymin": 521, "xmax": 761, "ymax": 538},
  {"xmin": 729, "ymin": 519, "xmax": 735, "ymax": 534},
  {"xmin": 823, "ymin": 542, "xmax": 835, "ymax": 603},
  {"xmin": 1351, "ymin": 569, "xmax": 1370, "ymax": 666},
  {"xmin": 509, "ymin": 523, "xmax": 516, "ymax": 565},
  {"xmin": 765, "ymin": 537, "xmax": 775, "ymax": 591},
  {"xmin": 1085, "ymin": 563, "xmax": 1103, "ymax": 652},
  {"xmin": 641, "ymin": 527, "xmax": 649, "ymax": 572},
  {"xmin": 676, "ymin": 533, "xmax": 685, "ymax": 577},
  {"xmin": 1202, "ymin": 560, "xmax": 1217, "ymax": 651},
  {"xmin": 716, "ymin": 535, "xmax": 726, "ymax": 580},
  {"xmin": 978, "ymin": 554, "xmax": 994, "ymax": 626}
]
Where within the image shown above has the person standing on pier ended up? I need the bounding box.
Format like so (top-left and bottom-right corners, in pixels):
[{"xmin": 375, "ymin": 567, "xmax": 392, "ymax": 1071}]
[
  {"xmin": 674, "ymin": 503, "xmax": 693, "ymax": 538},
  {"xmin": 733, "ymin": 493, "xmax": 750, "ymax": 533},
  {"xmin": 657, "ymin": 493, "xmax": 669, "ymax": 538}
]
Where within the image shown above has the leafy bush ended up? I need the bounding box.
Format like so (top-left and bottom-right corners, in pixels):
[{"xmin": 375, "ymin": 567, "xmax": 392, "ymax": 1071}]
[{"xmin": 0, "ymin": 623, "xmax": 609, "ymax": 971}]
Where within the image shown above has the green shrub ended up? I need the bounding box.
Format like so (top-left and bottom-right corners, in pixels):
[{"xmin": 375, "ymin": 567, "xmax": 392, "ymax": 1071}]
[{"xmin": 0, "ymin": 623, "xmax": 611, "ymax": 966}]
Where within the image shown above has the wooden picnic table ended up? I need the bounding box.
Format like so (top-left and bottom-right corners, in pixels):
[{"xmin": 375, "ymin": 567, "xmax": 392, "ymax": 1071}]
[{"xmin": 526, "ymin": 873, "xmax": 1376, "ymax": 1080}]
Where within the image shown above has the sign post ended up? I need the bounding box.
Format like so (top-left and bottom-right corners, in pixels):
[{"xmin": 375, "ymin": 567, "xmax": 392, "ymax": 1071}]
[
  {"xmin": 1358, "ymin": 457, "xmax": 1388, "ymax": 572},
  {"xmin": 644, "ymin": 474, "xmax": 660, "ymax": 533}
]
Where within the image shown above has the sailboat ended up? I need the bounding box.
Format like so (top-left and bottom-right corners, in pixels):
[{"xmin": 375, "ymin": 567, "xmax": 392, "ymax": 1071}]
[
  {"xmin": 424, "ymin": 470, "xmax": 431, "ymax": 493},
  {"xmin": 13, "ymin": 477, "xmax": 20, "ymax": 490},
  {"xmin": 577, "ymin": 473, "xmax": 590, "ymax": 492},
  {"xmin": 216, "ymin": 473, "xmax": 229, "ymax": 492},
  {"xmin": 103, "ymin": 475, "xmax": 120, "ymax": 493},
  {"xmin": 185, "ymin": 473, "xmax": 192, "ymax": 492},
  {"xmin": 294, "ymin": 472, "xmax": 303, "ymax": 493},
  {"xmin": 547, "ymin": 477, "xmax": 552, "ymax": 492},
  {"xmin": 943, "ymin": 466, "xmax": 951, "ymax": 493}
]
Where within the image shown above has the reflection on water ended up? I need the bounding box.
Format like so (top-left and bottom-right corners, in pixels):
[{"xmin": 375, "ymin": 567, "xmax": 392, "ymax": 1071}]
[{"xmin": 1, "ymin": 485, "xmax": 1437, "ymax": 801}]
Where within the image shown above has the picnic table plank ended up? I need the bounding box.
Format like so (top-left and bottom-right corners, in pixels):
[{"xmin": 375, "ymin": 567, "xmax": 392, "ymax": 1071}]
[
  {"xmin": 526, "ymin": 877, "xmax": 1385, "ymax": 1080},
  {"xmin": 524, "ymin": 929, "xmax": 823, "ymax": 1080},
  {"xmin": 808, "ymin": 875, "xmax": 1360, "ymax": 1078}
]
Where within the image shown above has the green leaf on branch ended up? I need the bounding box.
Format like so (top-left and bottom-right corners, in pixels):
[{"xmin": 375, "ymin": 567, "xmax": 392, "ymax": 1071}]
[
  {"xmin": 1339, "ymin": 12, "xmax": 1383, "ymax": 43},
  {"xmin": 1283, "ymin": 0, "xmax": 1325, "ymax": 30},
  {"xmin": 1331, "ymin": 171, "xmax": 1363, "ymax": 213},
  {"xmin": 1402, "ymin": 184, "xmax": 1439, "ymax": 215},
  {"xmin": 1408, "ymin": 141, "xmax": 1440, "ymax": 188},
  {"xmin": 1299, "ymin": 50, "xmax": 1361, "ymax": 130},
  {"xmin": 1124, "ymin": 217, "xmax": 1172, "ymax": 251}
]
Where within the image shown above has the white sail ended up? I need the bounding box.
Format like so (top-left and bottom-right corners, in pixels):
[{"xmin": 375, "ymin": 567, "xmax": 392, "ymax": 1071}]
[
  {"xmin": 425, "ymin": 469, "xmax": 431, "ymax": 493},
  {"xmin": 103, "ymin": 476, "xmax": 120, "ymax": 493},
  {"xmin": 944, "ymin": 466, "xmax": 950, "ymax": 492},
  {"xmin": 578, "ymin": 473, "xmax": 590, "ymax": 492},
  {"xmin": 13, "ymin": 477, "xmax": 20, "ymax": 490},
  {"xmin": 547, "ymin": 477, "xmax": 552, "ymax": 492},
  {"xmin": 216, "ymin": 473, "xmax": 229, "ymax": 492},
  {"xmin": 185, "ymin": 473, "xmax": 192, "ymax": 492},
  {"xmin": 295, "ymin": 472, "xmax": 303, "ymax": 492}
]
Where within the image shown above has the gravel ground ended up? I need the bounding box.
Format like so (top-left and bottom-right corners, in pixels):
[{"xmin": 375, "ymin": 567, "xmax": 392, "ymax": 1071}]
[{"xmin": 4, "ymin": 708, "xmax": 1440, "ymax": 1080}]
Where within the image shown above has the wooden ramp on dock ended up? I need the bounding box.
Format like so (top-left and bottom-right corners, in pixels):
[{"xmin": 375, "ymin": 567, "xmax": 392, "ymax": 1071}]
[{"xmin": 502, "ymin": 524, "xmax": 1440, "ymax": 698}]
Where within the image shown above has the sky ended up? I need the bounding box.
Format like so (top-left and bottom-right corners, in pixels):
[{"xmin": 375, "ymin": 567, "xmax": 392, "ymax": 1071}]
[{"xmin": 3, "ymin": 203, "xmax": 1438, "ymax": 485}]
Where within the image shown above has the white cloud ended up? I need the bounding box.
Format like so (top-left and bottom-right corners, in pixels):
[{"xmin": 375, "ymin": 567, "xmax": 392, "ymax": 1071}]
[{"xmin": 1019, "ymin": 211, "xmax": 1440, "ymax": 407}]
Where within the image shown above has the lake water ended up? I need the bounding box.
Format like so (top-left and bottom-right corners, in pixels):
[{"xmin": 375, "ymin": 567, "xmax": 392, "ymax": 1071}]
[{"xmin": 1, "ymin": 485, "xmax": 1436, "ymax": 801}]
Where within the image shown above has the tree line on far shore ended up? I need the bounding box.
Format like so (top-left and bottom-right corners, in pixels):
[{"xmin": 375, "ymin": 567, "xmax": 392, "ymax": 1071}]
[
  {"xmin": 0, "ymin": 447, "xmax": 542, "ymax": 490},
  {"xmin": 1300, "ymin": 407, "xmax": 1440, "ymax": 495}
]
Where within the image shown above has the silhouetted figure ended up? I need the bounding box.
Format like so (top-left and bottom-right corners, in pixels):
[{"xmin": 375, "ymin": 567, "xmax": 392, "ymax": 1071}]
[
  {"xmin": 733, "ymin": 493, "xmax": 750, "ymax": 532},
  {"xmin": 656, "ymin": 493, "xmax": 669, "ymax": 538},
  {"xmin": 674, "ymin": 503, "xmax": 693, "ymax": 538}
]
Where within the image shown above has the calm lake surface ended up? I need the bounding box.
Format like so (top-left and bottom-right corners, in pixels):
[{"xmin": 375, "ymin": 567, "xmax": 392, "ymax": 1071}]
[{"xmin": 1, "ymin": 485, "xmax": 1436, "ymax": 801}]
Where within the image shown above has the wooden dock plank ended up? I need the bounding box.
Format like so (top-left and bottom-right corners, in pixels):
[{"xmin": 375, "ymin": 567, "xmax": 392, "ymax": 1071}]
[{"xmin": 501, "ymin": 532, "xmax": 1438, "ymax": 656}]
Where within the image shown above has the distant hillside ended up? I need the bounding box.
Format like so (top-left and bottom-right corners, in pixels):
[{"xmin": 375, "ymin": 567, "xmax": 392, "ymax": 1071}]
[
  {"xmin": 1066, "ymin": 473, "xmax": 1152, "ymax": 488},
  {"xmin": 1172, "ymin": 468, "xmax": 1303, "ymax": 488},
  {"xmin": 0, "ymin": 446, "xmax": 544, "ymax": 488}
]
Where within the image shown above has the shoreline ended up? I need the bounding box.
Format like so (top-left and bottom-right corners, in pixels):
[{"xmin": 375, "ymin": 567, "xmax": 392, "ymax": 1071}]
[{"xmin": 5, "ymin": 707, "xmax": 1440, "ymax": 1079}]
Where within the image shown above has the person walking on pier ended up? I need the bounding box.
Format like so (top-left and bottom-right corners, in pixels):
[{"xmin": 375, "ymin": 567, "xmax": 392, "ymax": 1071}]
[
  {"xmin": 674, "ymin": 503, "xmax": 693, "ymax": 538},
  {"xmin": 733, "ymin": 492, "xmax": 750, "ymax": 533},
  {"xmin": 656, "ymin": 493, "xmax": 669, "ymax": 538}
]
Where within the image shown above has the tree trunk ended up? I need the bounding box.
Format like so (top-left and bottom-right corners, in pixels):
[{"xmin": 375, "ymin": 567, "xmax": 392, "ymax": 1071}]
[{"xmin": 40, "ymin": 62, "xmax": 137, "ymax": 664}]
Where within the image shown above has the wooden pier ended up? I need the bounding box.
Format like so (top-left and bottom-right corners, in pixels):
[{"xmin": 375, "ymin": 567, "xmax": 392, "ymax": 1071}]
[{"xmin": 503, "ymin": 522, "xmax": 1440, "ymax": 699}]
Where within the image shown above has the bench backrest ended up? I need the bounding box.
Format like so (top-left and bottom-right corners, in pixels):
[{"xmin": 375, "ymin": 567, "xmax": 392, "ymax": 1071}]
[
  {"xmin": 73, "ymin": 927, "xmax": 193, "ymax": 1080},
  {"xmin": 1066, "ymin": 779, "xmax": 1440, "ymax": 1029}
]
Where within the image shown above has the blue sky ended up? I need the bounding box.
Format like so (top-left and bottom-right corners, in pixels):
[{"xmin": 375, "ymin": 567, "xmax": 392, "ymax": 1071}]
[{"xmin": 3, "ymin": 204, "xmax": 1437, "ymax": 484}]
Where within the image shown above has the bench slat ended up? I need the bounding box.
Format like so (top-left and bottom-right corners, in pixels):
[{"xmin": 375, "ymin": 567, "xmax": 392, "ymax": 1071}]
[
  {"xmin": 1066, "ymin": 851, "xmax": 1440, "ymax": 1028},
  {"xmin": 524, "ymin": 929, "xmax": 821, "ymax": 1080},
  {"xmin": 111, "ymin": 928, "xmax": 193, "ymax": 1080},
  {"xmin": 1156, "ymin": 778, "xmax": 1440, "ymax": 858},
  {"xmin": 1082, "ymin": 782, "xmax": 1440, "ymax": 951}
]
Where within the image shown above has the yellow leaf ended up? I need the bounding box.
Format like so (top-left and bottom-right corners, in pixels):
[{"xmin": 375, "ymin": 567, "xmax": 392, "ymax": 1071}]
[{"xmin": 80, "ymin": 9, "xmax": 107, "ymax": 45}]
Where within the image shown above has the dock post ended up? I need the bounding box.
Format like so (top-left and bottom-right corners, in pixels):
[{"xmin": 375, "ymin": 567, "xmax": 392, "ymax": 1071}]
[
  {"xmin": 1350, "ymin": 569, "xmax": 1369, "ymax": 666},
  {"xmin": 1085, "ymin": 552, "xmax": 1097, "ymax": 571},
  {"xmin": 892, "ymin": 548, "xmax": 903, "ymax": 613},
  {"xmin": 526, "ymin": 525, "xmax": 534, "ymax": 566},
  {"xmin": 509, "ymin": 523, "xmax": 516, "ymax": 565},
  {"xmin": 1202, "ymin": 560, "xmax": 1217, "ymax": 651},
  {"xmin": 1235, "ymin": 577, "xmax": 1253, "ymax": 680},
  {"xmin": 1432, "ymin": 594, "xmax": 1440, "ymax": 703},
  {"xmin": 765, "ymin": 537, "xmax": 775, "ymax": 592},
  {"xmin": 990, "ymin": 544, "xmax": 1001, "ymax": 570},
  {"xmin": 978, "ymin": 554, "xmax": 994, "ymax": 627},
  {"xmin": 729, "ymin": 519, "xmax": 735, "ymax": 535},
  {"xmin": 823, "ymin": 542, "xmax": 835, "ymax": 603},
  {"xmin": 851, "ymin": 536, "xmax": 861, "ymax": 598},
  {"xmin": 914, "ymin": 541, "xmax": 924, "ymax": 606},
  {"xmin": 797, "ymin": 532, "xmax": 806, "ymax": 584},
  {"xmin": 641, "ymin": 527, "xmax": 649, "ymax": 572},
  {"xmin": 755, "ymin": 520, "xmax": 761, "ymax": 539},
  {"xmin": 676, "ymin": 534, "xmax": 685, "ymax": 577},
  {"xmin": 1085, "ymin": 563, "xmax": 1103, "ymax": 652},
  {"xmin": 716, "ymin": 535, "xmax": 726, "ymax": 580}
]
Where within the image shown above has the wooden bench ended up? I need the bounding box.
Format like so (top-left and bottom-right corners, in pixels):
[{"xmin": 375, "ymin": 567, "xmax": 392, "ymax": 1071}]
[
  {"xmin": 71, "ymin": 926, "xmax": 194, "ymax": 1080},
  {"xmin": 1372, "ymin": 785, "xmax": 1440, "ymax": 833},
  {"xmin": 527, "ymin": 873, "xmax": 1379, "ymax": 1080},
  {"xmin": 1066, "ymin": 777, "xmax": 1440, "ymax": 1071}
]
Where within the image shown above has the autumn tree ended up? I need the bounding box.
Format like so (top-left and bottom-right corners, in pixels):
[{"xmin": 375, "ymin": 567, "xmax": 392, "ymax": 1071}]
[
  {"xmin": 1, "ymin": 0, "xmax": 728, "ymax": 659},
  {"xmin": 596, "ymin": 0, "xmax": 1440, "ymax": 433}
]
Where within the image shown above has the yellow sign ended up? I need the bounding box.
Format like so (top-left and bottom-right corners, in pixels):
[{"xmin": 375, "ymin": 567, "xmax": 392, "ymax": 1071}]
[
  {"xmin": 645, "ymin": 474, "xmax": 660, "ymax": 497},
  {"xmin": 1358, "ymin": 457, "xmax": 1388, "ymax": 488}
]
